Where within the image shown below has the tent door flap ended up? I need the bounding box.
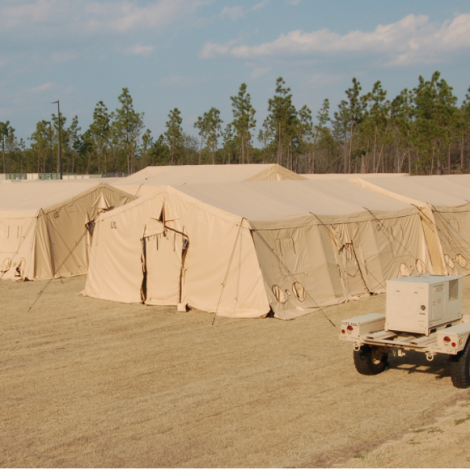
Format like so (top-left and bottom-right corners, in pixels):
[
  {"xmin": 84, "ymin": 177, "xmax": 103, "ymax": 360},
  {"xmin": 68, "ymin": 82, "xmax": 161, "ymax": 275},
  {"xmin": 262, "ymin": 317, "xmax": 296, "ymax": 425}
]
[{"xmin": 144, "ymin": 227, "xmax": 187, "ymax": 306}]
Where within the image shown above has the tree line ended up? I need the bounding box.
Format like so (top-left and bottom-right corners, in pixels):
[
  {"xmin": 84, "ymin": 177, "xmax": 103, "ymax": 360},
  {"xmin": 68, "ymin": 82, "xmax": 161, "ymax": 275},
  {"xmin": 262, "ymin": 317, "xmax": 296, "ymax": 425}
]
[{"xmin": 1, "ymin": 71, "xmax": 470, "ymax": 176}]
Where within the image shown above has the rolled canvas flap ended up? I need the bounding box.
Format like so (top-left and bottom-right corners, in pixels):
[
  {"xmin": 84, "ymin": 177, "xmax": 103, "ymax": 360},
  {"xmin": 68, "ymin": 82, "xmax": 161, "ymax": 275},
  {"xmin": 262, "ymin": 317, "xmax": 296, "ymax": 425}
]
[{"xmin": 143, "ymin": 220, "xmax": 165, "ymax": 238}]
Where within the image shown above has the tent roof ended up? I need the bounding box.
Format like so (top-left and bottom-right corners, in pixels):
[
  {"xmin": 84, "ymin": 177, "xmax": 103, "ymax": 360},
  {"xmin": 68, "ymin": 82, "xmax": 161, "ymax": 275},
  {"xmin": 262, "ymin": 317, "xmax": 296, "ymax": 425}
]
[
  {"xmin": 0, "ymin": 181, "xmax": 132, "ymax": 218},
  {"xmin": 302, "ymin": 173, "xmax": 408, "ymax": 179},
  {"xmin": 117, "ymin": 164, "xmax": 305, "ymax": 196},
  {"xmin": 174, "ymin": 180, "xmax": 413, "ymax": 219},
  {"xmin": 352, "ymin": 175, "xmax": 470, "ymax": 208},
  {"xmin": 99, "ymin": 180, "xmax": 415, "ymax": 227}
]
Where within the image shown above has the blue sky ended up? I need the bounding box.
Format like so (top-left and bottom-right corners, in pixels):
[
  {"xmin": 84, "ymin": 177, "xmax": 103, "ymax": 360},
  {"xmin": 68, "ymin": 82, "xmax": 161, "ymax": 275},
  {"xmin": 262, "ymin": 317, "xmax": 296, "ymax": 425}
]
[{"xmin": 1, "ymin": 0, "xmax": 470, "ymax": 145}]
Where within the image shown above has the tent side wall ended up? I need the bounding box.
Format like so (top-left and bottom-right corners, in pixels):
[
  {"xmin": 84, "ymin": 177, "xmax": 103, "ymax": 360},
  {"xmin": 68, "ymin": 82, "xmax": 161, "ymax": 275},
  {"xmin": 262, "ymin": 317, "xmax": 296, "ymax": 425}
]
[
  {"xmin": 352, "ymin": 212, "xmax": 434, "ymax": 291},
  {"xmin": 162, "ymin": 192, "xmax": 271, "ymax": 318},
  {"xmin": 251, "ymin": 220, "xmax": 349, "ymax": 320},
  {"xmin": 84, "ymin": 195, "xmax": 164, "ymax": 303},
  {"xmin": 43, "ymin": 184, "xmax": 136, "ymax": 279},
  {"xmin": 351, "ymin": 177, "xmax": 447, "ymax": 274},
  {"xmin": 250, "ymin": 208, "xmax": 432, "ymax": 319},
  {"xmin": 0, "ymin": 214, "xmax": 41, "ymax": 280},
  {"xmin": 431, "ymin": 203, "xmax": 470, "ymax": 275}
]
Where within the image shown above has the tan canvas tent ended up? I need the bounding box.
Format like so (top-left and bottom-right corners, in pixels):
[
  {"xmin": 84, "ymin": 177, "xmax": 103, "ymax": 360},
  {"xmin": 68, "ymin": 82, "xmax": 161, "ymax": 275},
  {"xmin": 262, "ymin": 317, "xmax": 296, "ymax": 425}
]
[
  {"xmin": 352, "ymin": 175, "xmax": 470, "ymax": 276},
  {"xmin": 112, "ymin": 164, "xmax": 306, "ymax": 196},
  {"xmin": 84, "ymin": 180, "xmax": 432, "ymax": 319},
  {"xmin": 302, "ymin": 173, "xmax": 408, "ymax": 179},
  {"xmin": 0, "ymin": 181, "xmax": 135, "ymax": 281}
]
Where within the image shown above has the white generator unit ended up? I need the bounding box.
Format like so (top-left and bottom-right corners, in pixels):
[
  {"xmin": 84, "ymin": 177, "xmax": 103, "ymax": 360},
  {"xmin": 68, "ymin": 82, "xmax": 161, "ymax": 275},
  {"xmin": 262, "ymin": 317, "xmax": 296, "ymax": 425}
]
[{"xmin": 386, "ymin": 275, "xmax": 462, "ymax": 335}]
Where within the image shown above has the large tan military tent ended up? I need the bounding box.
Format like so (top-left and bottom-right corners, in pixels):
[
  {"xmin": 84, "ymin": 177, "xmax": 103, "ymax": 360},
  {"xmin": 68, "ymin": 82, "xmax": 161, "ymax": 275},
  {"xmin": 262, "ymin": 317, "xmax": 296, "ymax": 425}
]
[
  {"xmin": 84, "ymin": 180, "xmax": 432, "ymax": 319},
  {"xmin": 0, "ymin": 181, "xmax": 135, "ymax": 281},
  {"xmin": 112, "ymin": 164, "xmax": 305, "ymax": 196},
  {"xmin": 353, "ymin": 175, "xmax": 470, "ymax": 277}
]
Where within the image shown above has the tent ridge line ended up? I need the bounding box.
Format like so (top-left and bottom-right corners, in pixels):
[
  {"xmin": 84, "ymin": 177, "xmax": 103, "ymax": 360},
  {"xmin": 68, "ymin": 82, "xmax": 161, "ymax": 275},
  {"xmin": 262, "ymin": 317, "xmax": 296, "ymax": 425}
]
[{"xmin": 42, "ymin": 183, "xmax": 136, "ymax": 215}]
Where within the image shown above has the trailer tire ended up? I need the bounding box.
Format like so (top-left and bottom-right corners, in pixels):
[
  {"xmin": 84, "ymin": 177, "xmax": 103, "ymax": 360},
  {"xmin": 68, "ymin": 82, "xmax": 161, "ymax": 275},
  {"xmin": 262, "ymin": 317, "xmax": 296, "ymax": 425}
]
[
  {"xmin": 353, "ymin": 345, "xmax": 388, "ymax": 376},
  {"xmin": 449, "ymin": 339, "xmax": 470, "ymax": 389}
]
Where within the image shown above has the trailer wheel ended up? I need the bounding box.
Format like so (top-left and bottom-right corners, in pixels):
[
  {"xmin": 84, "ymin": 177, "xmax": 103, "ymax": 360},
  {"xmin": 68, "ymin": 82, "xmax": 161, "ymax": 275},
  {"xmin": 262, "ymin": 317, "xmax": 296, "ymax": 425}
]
[
  {"xmin": 449, "ymin": 339, "xmax": 470, "ymax": 389},
  {"xmin": 353, "ymin": 345, "xmax": 388, "ymax": 376}
]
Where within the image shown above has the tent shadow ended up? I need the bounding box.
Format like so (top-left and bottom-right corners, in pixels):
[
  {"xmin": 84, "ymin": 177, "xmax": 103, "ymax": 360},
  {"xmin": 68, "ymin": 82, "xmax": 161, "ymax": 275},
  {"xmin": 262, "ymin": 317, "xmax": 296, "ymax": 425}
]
[{"xmin": 388, "ymin": 350, "xmax": 450, "ymax": 381}]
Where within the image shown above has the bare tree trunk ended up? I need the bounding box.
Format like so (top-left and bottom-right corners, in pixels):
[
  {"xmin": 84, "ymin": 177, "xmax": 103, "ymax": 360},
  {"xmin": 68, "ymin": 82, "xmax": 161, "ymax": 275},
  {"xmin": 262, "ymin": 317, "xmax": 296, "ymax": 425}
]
[
  {"xmin": 126, "ymin": 133, "xmax": 130, "ymax": 174},
  {"xmin": 241, "ymin": 136, "xmax": 244, "ymax": 164},
  {"xmin": 373, "ymin": 125, "xmax": 377, "ymax": 173},
  {"xmin": 375, "ymin": 145, "xmax": 384, "ymax": 172},
  {"xmin": 431, "ymin": 146, "xmax": 435, "ymax": 175},
  {"xmin": 461, "ymin": 133, "xmax": 465, "ymax": 172},
  {"xmin": 347, "ymin": 122, "xmax": 354, "ymax": 173},
  {"xmin": 448, "ymin": 144, "xmax": 451, "ymax": 174}
]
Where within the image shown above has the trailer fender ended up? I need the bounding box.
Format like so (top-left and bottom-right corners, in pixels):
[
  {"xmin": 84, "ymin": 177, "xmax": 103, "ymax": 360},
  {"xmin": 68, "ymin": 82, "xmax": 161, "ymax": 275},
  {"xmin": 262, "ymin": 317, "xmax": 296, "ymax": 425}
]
[{"xmin": 436, "ymin": 323, "xmax": 470, "ymax": 355}]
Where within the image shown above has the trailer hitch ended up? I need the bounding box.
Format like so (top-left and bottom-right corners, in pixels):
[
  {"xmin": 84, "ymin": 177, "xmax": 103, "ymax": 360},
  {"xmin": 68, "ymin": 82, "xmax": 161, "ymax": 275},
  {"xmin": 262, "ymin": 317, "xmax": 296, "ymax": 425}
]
[{"xmin": 426, "ymin": 352, "xmax": 436, "ymax": 362}]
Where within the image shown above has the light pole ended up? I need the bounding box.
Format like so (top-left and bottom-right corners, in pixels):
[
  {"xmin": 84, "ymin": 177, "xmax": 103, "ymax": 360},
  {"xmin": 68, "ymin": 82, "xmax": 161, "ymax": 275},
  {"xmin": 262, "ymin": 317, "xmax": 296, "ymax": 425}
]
[
  {"xmin": 0, "ymin": 121, "xmax": 9, "ymax": 176},
  {"xmin": 52, "ymin": 100, "xmax": 63, "ymax": 179},
  {"xmin": 48, "ymin": 121, "xmax": 53, "ymax": 176}
]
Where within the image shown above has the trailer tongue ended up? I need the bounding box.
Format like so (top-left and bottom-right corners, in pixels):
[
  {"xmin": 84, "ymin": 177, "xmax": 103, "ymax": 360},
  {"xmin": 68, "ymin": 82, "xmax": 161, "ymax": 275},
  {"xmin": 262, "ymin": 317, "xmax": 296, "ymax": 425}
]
[{"xmin": 340, "ymin": 275, "xmax": 470, "ymax": 388}]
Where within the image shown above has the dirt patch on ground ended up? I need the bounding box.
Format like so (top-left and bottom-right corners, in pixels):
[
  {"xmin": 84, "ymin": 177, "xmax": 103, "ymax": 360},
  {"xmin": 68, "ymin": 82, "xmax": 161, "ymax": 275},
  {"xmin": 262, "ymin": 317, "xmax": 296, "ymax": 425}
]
[{"xmin": 1, "ymin": 276, "xmax": 470, "ymax": 467}]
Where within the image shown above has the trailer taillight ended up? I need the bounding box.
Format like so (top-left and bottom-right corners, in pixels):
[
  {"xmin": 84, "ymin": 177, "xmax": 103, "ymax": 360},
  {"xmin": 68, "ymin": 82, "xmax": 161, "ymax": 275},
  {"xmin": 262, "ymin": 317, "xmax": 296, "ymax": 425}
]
[
  {"xmin": 452, "ymin": 342, "xmax": 457, "ymax": 347},
  {"xmin": 341, "ymin": 329, "xmax": 346, "ymax": 334},
  {"xmin": 443, "ymin": 336, "xmax": 451, "ymax": 344},
  {"xmin": 347, "ymin": 325, "xmax": 354, "ymax": 334}
]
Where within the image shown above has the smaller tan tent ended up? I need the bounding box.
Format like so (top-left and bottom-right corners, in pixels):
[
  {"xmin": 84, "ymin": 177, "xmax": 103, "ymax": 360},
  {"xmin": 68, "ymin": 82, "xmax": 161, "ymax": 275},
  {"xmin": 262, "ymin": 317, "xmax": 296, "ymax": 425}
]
[
  {"xmin": 112, "ymin": 164, "xmax": 306, "ymax": 196},
  {"xmin": 84, "ymin": 180, "xmax": 432, "ymax": 319},
  {"xmin": 0, "ymin": 181, "xmax": 135, "ymax": 281},
  {"xmin": 352, "ymin": 175, "xmax": 470, "ymax": 277}
]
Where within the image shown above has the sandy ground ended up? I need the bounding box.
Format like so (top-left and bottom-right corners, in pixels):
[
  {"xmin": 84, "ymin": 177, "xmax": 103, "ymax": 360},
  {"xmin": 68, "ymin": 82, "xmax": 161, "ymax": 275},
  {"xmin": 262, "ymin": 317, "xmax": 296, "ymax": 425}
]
[{"xmin": 1, "ymin": 276, "xmax": 470, "ymax": 468}]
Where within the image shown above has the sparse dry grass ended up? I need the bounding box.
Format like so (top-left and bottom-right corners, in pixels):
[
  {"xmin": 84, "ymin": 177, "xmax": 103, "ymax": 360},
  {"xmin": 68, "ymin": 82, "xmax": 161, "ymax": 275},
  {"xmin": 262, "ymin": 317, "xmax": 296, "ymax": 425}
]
[{"xmin": 1, "ymin": 276, "xmax": 470, "ymax": 467}]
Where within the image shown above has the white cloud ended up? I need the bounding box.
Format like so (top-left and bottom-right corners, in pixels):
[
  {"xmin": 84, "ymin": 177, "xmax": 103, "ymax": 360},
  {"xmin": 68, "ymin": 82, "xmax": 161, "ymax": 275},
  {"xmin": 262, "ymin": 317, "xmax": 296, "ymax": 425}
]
[
  {"xmin": 251, "ymin": 66, "xmax": 270, "ymax": 79},
  {"xmin": 125, "ymin": 44, "xmax": 154, "ymax": 56},
  {"xmin": 219, "ymin": 1, "xmax": 268, "ymax": 22},
  {"xmin": 201, "ymin": 13, "xmax": 470, "ymax": 66},
  {"xmin": 31, "ymin": 82, "xmax": 54, "ymax": 92},
  {"xmin": 0, "ymin": 0, "xmax": 209, "ymax": 35},
  {"xmin": 220, "ymin": 6, "xmax": 245, "ymax": 21},
  {"xmin": 200, "ymin": 38, "xmax": 240, "ymax": 59},
  {"xmin": 251, "ymin": 0, "xmax": 269, "ymax": 12}
]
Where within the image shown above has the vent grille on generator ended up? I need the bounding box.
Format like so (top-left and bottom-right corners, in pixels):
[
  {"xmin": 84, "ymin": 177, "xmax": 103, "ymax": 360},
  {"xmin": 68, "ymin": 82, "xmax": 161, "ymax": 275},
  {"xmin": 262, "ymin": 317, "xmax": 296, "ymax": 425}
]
[{"xmin": 449, "ymin": 279, "xmax": 459, "ymax": 301}]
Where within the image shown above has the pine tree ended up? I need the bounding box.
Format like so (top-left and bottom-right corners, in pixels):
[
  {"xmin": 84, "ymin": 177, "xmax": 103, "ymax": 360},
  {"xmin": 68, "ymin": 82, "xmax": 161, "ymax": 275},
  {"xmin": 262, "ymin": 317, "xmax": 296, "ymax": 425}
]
[
  {"xmin": 114, "ymin": 88, "xmax": 144, "ymax": 174},
  {"xmin": 231, "ymin": 83, "xmax": 256, "ymax": 163},
  {"xmin": 90, "ymin": 101, "xmax": 110, "ymax": 174},
  {"xmin": 165, "ymin": 108, "xmax": 184, "ymax": 165},
  {"xmin": 267, "ymin": 77, "xmax": 297, "ymax": 167},
  {"xmin": 205, "ymin": 108, "xmax": 223, "ymax": 164}
]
